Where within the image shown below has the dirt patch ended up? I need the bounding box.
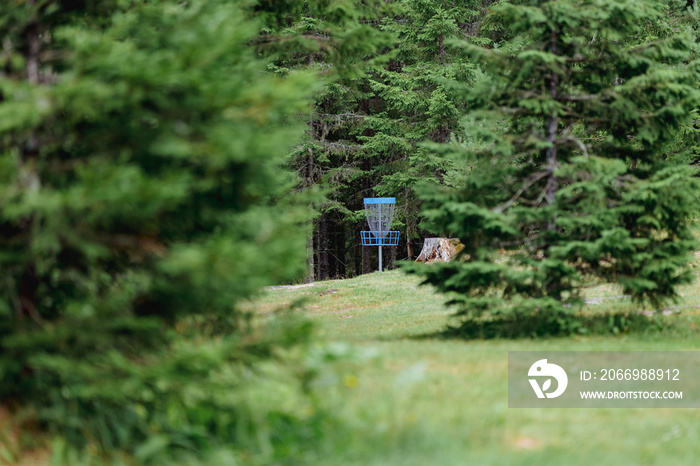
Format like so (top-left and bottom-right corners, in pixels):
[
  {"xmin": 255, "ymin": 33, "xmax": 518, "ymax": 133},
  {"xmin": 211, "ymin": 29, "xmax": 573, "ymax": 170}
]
[
  {"xmin": 267, "ymin": 283, "xmax": 317, "ymax": 291},
  {"xmin": 511, "ymin": 436, "xmax": 543, "ymax": 450}
]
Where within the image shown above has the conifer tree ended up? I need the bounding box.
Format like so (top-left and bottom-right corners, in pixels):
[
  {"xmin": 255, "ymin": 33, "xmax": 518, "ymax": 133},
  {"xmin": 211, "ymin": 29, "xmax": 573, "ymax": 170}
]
[
  {"xmin": 0, "ymin": 0, "xmax": 319, "ymax": 459},
  {"xmin": 404, "ymin": 0, "xmax": 700, "ymax": 336}
]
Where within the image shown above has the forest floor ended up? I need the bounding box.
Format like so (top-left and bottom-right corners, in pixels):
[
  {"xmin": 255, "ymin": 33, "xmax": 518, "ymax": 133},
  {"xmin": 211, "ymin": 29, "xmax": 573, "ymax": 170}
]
[{"xmin": 253, "ymin": 268, "xmax": 700, "ymax": 466}]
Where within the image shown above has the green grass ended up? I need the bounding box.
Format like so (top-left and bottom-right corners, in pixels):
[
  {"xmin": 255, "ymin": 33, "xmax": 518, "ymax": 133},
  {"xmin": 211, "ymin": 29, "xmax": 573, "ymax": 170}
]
[{"xmin": 251, "ymin": 270, "xmax": 700, "ymax": 466}]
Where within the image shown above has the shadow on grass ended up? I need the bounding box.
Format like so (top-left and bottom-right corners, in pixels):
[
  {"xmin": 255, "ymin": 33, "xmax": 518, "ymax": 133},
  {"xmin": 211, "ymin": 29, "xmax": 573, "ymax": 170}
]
[{"xmin": 407, "ymin": 310, "xmax": 700, "ymax": 340}]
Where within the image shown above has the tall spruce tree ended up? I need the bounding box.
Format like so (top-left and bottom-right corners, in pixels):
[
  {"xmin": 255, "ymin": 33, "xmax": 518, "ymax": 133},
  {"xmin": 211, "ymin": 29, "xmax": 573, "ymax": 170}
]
[
  {"xmin": 0, "ymin": 0, "xmax": 320, "ymax": 460},
  {"xmin": 404, "ymin": 0, "xmax": 700, "ymax": 336}
]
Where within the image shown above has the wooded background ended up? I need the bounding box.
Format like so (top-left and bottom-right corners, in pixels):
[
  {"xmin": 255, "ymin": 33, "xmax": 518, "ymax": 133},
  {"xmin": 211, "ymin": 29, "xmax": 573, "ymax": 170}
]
[{"xmin": 268, "ymin": 0, "xmax": 700, "ymax": 281}]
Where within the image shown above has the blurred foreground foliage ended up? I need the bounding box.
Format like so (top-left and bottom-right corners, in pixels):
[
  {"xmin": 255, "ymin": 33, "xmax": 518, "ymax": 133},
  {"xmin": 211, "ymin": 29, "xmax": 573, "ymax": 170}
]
[{"xmin": 0, "ymin": 0, "xmax": 335, "ymax": 463}]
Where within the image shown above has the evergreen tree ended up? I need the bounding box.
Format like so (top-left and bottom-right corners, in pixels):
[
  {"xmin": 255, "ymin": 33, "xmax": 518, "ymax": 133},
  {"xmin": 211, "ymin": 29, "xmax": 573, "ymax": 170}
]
[
  {"xmin": 404, "ymin": 0, "xmax": 700, "ymax": 336},
  {"xmin": 0, "ymin": 0, "xmax": 319, "ymax": 460}
]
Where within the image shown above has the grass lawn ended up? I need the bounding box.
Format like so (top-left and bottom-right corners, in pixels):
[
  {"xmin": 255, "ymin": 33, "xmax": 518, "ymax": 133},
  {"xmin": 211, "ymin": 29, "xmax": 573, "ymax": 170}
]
[{"xmin": 254, "ymin": 270, "xmax": 700, "ymax": 466}]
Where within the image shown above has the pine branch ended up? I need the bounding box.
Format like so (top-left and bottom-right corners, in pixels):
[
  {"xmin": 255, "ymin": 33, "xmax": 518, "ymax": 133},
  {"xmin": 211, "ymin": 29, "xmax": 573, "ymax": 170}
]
[{"xmin": 492, "ymin": 170, "xmax": 549, "ymax": 213}]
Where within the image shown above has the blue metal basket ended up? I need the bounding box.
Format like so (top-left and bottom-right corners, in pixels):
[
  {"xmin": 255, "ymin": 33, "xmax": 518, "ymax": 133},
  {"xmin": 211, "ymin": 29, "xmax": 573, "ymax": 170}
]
[{"xmin": 361, "ymin": 230, "xmax": 400, "ymax": 246}]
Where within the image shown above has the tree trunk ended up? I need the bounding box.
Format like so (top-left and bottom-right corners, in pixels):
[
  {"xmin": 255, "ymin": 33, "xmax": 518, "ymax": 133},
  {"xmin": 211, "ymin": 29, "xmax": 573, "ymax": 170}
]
[
  {"xmin": 17, "ymin": 0, "xmax": 42, "ymax": 322},
  {"xmin": 329, "ymin": 219, "xmax": 337, "ymax": 279},
  {"xmin": 305, "ymin": 138, "xmax": 315, "ymax": 282},
  {"xmin": 21, "ymin": 0, "xmax": 41, "ymax": 192},
  {"xmin": 544, "ymin": 27, "xmax": 560, "ymax": 297},
  {"xmin": 388, "ymin": 244, "xmax": 396, "ymax": 269},
  {"xmin": 354, "ymin": 225, "xmax": 361, "ymax": 276},
  {"xmin": 362, "ymin": 243, "xmax": 371, "ymax": 274},
  {"xmin": 545, "ymin": 28, "xmax": 559, "ymax": 208},
  {"xmin": 318, "ymin": 212, "xmax": 329, "ymax": 280},
  {"xmin": 415, "ymin": 238, "xmax": 463, "ymax": 262},
  {"xmin": 406, "ymin": 191, "xmax": 415, "ymax": 260},
  {"xmin": 361, "ymin": 161, "xmax": 372, "ymax": 274},
  {"xmin": 26, "ymin": 1, "xmax": 40, "ymax": 85},
  {"xmin": 333, "ymin": 221, "xmax": 346, "ymax": 278},
  {"xmin": 307, "ymin": 218, "xmax": 315, "ymax": 283}
]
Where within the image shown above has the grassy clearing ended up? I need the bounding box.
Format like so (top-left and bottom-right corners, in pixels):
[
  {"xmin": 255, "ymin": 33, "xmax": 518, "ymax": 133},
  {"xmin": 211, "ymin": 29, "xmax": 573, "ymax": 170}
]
[{"xmin": 253, "ymin": 270, "xmax": 700, "ymax": 466}]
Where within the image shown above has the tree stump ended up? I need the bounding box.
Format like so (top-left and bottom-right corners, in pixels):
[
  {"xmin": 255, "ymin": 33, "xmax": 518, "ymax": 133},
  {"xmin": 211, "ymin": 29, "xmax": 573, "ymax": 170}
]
[{"xmin": 415, "ymin": 238, "xmax": 463, "ymax": 263}]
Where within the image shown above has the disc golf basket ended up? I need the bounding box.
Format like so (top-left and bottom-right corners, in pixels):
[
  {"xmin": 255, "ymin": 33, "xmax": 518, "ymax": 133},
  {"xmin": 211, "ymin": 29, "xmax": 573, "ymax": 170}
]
[{"xmin": 361, "ymin": 197, "xmax": 400, "ymax": 271}]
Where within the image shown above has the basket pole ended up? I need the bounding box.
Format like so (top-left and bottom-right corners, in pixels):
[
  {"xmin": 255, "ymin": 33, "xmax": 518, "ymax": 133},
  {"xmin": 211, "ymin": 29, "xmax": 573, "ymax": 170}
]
[{"xmin": 378, "ymin": 245, "xmax": 383, "ymax": 272}]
